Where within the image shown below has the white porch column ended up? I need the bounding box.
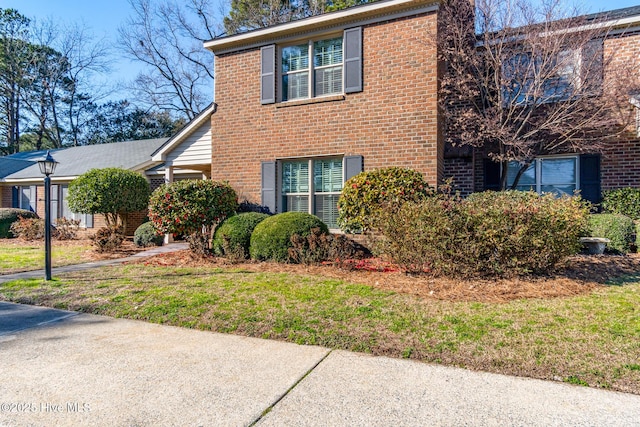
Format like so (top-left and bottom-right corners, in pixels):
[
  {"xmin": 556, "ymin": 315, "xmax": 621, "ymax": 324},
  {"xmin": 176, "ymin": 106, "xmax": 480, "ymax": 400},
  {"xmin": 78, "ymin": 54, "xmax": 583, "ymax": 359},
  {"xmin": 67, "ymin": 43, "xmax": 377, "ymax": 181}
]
[{"xmin": 164, "ymin": 165, "xmax": 174, "ymax": 183}]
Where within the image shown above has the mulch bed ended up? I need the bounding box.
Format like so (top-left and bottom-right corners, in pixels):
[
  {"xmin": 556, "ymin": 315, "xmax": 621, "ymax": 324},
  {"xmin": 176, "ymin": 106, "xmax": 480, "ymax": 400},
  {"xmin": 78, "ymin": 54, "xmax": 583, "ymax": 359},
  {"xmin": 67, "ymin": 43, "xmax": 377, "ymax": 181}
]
[{"xmin": 133, "ymin": 250, "xmax": 640, "ymax": 303}]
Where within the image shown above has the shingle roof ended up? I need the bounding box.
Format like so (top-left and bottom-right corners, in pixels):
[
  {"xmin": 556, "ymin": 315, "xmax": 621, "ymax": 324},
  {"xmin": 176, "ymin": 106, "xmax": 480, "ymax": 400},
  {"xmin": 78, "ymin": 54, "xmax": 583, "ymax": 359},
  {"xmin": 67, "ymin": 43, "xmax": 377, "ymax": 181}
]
[
  {"xmin": 586, "ymin": 6, "xmax": 640, "ymax": 22},
  {"xmin": 1, "ymin": 138, "xmax": 167, "ymax": 181}
]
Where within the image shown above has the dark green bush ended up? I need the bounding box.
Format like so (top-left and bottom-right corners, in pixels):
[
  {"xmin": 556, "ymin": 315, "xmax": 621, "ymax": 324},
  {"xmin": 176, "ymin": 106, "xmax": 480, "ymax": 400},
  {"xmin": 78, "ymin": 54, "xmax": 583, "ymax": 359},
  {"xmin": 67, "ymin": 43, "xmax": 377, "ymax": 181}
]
[
  {"xmin": 212, "ymin": 212, "xmax": 270, "ymax": 258},
  {"xmin": 250, "ymin": 212, "xmax": 328, "ymax": 262},
  {"xmin": 374, "ymin": 191, "xmax": 590, "ymax": 277},
  {"xmin": 68, "ymin": 168, "xmax": 150, "ymax": 229},
  {"xmin": 337, "ymin": 167, "xmax": 433, "ymax": 232},
  {"xmin": 602, "ymin": 188, "xmax": 640, "ymax": 220},
  {"xmin": 587, "ymin": 214, "xmax": 635, "ymax": 254},
  {"xmin": 133, "ymin": 221, "xmax": 164, "ymax": 247},
  {"xmin": 0, "ymin": 208, "xmax": 38, "ymax": 238}
]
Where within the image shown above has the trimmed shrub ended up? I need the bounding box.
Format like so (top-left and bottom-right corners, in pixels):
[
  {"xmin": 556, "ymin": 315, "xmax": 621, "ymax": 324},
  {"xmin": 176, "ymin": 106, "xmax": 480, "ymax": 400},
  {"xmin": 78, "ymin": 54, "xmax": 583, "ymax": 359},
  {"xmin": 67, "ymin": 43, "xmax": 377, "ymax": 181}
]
[
  {"xmin": 68, "ymin": 168, "xmax": 150, "ymax": 230},
  {"xmin": 250, "ymin": 212, "xmax": 329, "ymax": 262},
  {"xmin": 374, "ymin": 191, "xmax": 590, "ymax": 277},
  {"xmin": 0, "ymin": 208, "xmax": 38, "ymax": 238},
  {"xmin": 337, "ymin": 167, "xmax": 434, "ymax": 232},
  {"xmin": 602, "ymin": 188, "xmax": 640, "ymax": 220},
  {"xmin": 91, "ymin": 226, "xmax": 125, "ymax": 253},
  {"xmin": 148, "ymin": 180, "xmax": 238, "ymax": 255},
  {"xmin": 9, "ymin": 217, "xmax": 46, "ymax": 240},
  {"xmin": 587, "ymin": 214, "xmax": 635, "ymax": 254},
  {"xmin": 55, "ymin": 217, "xmax": 80, "ymax": 240},
  {"xmin": 212, "ymin": 212, "xmax": 269, "ymax": 258},
  {"xmin": 133, "ymin": 221, "xmax": 163, "ymax": 247},
  {"xmin": 636, "ymin": 221, "xmax": 640, "ymax": 251},
  {"xmin": 288, "ymin": 227, "xmax": 371, "ymax": 265}
]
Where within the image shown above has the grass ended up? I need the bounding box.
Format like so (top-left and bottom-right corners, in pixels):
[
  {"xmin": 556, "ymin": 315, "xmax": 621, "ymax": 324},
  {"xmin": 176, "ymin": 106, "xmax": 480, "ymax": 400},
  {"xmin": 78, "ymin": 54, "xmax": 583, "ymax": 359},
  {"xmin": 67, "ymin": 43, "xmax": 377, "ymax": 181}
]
[
  {"xmin": 0, "ymin": 241, "xmax": 93, "ymax": 274},
  {"xmin": 1, "ymin": 264, "xmax": 639, "ymax": 394}
]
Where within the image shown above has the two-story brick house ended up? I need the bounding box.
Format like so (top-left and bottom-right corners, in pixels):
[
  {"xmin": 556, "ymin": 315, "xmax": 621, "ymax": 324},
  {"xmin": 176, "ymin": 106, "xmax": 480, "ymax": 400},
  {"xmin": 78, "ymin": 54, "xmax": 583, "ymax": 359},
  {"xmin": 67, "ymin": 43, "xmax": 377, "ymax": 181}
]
[
  {"xmin": 157, "ymin": 0, "xmax": 640, "ymax": 229},
  {"xmin": 203, "ymin": 0, "xmax": 442, "ymax": 228}
]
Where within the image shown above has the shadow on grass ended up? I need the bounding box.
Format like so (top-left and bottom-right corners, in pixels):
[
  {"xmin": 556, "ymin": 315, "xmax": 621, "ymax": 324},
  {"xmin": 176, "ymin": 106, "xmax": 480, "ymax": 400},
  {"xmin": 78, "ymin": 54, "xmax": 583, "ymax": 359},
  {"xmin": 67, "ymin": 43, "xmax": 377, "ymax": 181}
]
[{"xmin": 606, "ymin": 273, "xmax": 640, "ymax": 287}]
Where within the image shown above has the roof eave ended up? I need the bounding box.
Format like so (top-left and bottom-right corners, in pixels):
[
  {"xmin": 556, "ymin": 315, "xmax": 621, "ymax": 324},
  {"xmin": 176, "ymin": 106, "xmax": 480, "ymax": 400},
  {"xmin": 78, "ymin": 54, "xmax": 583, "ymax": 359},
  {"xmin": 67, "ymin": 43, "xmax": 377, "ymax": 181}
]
[
  {"xmin": 151, "ymin": 103, "xmax": 216, "ymax": 162},
  {"xmin": 204, "ymin": 0, "xmax": 439, "ymax": 54}
]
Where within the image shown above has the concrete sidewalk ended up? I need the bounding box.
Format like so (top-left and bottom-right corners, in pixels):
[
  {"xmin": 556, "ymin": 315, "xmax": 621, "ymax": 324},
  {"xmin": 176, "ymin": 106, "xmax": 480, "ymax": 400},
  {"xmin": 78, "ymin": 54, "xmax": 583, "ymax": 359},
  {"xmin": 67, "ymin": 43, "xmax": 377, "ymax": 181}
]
[
  {"xmin": 1, "ymin": 302, "xmax": 639, "ymax": 426},
  {"xmin": 0, "ymin": 242, "xmax": 188, "ymax": 284}
]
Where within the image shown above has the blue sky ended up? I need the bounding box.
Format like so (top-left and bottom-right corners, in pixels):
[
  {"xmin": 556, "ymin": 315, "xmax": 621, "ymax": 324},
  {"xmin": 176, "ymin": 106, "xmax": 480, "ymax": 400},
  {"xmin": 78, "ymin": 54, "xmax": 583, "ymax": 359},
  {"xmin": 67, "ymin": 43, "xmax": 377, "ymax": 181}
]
[{"xmin": 1, "ymin": 0, "xmax": 639, "ymax": 98}]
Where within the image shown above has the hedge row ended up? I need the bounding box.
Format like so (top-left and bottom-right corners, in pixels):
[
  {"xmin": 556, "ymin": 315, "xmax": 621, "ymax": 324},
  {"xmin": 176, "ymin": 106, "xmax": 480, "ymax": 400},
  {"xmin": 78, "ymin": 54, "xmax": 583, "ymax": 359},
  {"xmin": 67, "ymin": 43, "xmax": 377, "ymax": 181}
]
[{"xmin": 372, "ymin": 191, "xmax": 590, "ymax": 277}]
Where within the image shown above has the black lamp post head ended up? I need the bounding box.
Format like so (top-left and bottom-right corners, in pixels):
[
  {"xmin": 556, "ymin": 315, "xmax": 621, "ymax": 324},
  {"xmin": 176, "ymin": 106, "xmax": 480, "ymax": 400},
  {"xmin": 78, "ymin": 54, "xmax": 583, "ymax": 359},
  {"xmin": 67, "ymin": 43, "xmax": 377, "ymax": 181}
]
[{"xmin": 38, "ymin": 150, "xmax": 58, "ymax": 177}]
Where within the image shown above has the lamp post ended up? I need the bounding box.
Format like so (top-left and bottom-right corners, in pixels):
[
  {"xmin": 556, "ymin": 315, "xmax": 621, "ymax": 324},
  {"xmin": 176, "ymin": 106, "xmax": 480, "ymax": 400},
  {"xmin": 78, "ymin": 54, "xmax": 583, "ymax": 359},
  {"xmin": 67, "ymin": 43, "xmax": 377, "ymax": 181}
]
[{"xmin": 37, "ymin": 151, "xmax": 58, "ymax": 281}]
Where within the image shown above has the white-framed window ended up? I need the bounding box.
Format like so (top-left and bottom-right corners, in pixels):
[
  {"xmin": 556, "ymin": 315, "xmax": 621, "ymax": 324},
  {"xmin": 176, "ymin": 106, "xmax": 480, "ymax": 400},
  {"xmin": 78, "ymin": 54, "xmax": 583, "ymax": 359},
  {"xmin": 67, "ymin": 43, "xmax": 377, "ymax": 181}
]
[
  {"xmin": 16, "ymin": 185, "xmax": 37, "ymax": 211},
  {"xmin": 58, "ymin": 184, "xmax": 93, "ymax": 228},
  {"xmin": 507, "ymin": 156, "xmax": 579, "ymax": 196},
  {"xmin": 280, "ymin": 157, "xmax": 343, "ymax": 228},
  {"xmin": 280, "ymin": 35, "xmax": 344, "ymax": 101},
  {"xmin": 502, "ymin": 40, "xmax": 602, "ymax": 105}
]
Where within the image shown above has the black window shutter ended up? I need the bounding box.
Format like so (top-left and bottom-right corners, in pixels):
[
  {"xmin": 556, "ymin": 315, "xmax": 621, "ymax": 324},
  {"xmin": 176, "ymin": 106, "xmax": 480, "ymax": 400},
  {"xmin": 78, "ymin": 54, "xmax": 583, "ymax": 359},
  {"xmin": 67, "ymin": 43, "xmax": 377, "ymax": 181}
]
[
  {"xmin": 261, "ymin": 45, "xmax": 276, "ymax": 104},
  {"xmin": 582, "ymin": 39, "xmax": 603, "ymax": 90},
  {"xmin": 483, "ymin": 159, "xmax": 501, "ymax": 191},
  {"xmin": 261, "ymin": 161, "xmax": 277, "ymax": 214},
  {"xmin": 580, "ymin": 154, "xmax": 601, "ymax": 204},
  {"xmin": 11, "ymin": 186, "xmax": 19, "ymax": 208},
  {"xmin": 343, "ymin": 27, "xmax": 362, "ymax": 93},
  {"xmin": 344, "ymin": 155, "xmax": 364, "ymax": 181}
]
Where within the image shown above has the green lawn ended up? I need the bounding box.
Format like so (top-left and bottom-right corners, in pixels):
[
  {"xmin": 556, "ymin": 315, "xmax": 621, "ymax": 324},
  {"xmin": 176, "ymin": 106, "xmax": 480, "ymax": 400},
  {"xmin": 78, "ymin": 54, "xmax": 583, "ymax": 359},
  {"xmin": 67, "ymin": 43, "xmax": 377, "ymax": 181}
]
[
  {"xmin": 1, "ymin": 264, "xmax": 639, "ymax": 394},
  {"xmin": 0, "ymin": 241, "xmax": 93, "ymax": 274}
]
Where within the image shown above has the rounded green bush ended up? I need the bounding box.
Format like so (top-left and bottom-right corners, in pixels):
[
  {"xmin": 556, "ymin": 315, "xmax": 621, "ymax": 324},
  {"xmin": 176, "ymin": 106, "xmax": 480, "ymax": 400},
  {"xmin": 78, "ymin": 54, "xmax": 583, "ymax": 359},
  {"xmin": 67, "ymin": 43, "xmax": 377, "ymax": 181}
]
[
  {"xmin": 337, "ymin": 167, "xmax": 433, "ymax": 232},
  {"xmin": 602, "ymin": 188, "xmax": 640, "ymax": 221},
  {"xmin": 133, "ymin": 221, "xmax": 164, "ymax": 247},
  {"xmin": 587, "ymin": 213, "xmax": 635, "ymax": 254},
  {"xmin": 0, "ymin": 208, "xmax": 38, "ymax": 238},
  {"xmin": 250, "ymin": 212, "xmax": 329, "ymax": 262},
  {"xmin": 212, "ymin": 212, "xmax": 270, "ymax": 257},
  {"xmin": 68, "ymin": 167, "xmax": 150, "ymax": 228}
]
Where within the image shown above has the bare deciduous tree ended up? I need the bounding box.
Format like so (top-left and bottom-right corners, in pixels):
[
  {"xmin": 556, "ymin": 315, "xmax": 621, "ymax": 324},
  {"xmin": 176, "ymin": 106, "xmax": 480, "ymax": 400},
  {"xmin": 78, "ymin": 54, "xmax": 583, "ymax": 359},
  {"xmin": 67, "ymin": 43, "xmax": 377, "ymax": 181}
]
[
  {"xmin": 118, "ymin": 0, "xmax": 222, "ymax": 120},
  {"xmin": 438, "ymin": 0, "xmax": 640, "ymax": 189}
]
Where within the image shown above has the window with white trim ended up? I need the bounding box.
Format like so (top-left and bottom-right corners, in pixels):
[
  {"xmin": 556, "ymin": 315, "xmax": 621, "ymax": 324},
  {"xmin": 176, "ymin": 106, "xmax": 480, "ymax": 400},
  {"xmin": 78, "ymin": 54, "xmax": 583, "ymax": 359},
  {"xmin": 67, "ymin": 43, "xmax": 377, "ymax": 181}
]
[
  {"xmin": 507, "ymin": 156, "xmax": 579, "ymax": 196},
  {"xmin": 281, "ymin": 158, "xmax": 343, "ymax": 228},
  {"xmin": 281, "ymin": 36, "xmax": 344, "ymax": 101},
  {"xmin": 59, "ymin": 184, "xmax": 93, "ymax": 228},
  {"xmin": 15, "ymin": 185, "xmax": 36, "ymax": 211},
  {"xmin": 502, "ymin": 40, "xmax": 602, "ymax": 105}
]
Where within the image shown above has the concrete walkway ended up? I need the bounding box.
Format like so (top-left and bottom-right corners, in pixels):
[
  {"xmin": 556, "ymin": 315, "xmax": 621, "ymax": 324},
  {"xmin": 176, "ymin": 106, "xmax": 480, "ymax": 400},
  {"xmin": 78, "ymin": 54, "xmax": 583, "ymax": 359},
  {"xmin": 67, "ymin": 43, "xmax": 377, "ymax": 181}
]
[
  {"xmin": 1, "ymin": 302, "xmax": 639, "ymax": 426},
  {"xmin": 0, "ymin": 242, "xmax": 188, "ymax": 284}
]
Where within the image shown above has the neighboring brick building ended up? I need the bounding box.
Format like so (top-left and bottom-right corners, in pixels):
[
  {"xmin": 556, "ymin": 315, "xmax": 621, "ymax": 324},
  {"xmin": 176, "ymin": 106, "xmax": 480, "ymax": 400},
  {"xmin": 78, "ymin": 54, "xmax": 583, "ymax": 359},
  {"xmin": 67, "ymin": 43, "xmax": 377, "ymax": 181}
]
[{"xmin": 441, "ymin": 6, "xmax": 640, "ymax": 199}]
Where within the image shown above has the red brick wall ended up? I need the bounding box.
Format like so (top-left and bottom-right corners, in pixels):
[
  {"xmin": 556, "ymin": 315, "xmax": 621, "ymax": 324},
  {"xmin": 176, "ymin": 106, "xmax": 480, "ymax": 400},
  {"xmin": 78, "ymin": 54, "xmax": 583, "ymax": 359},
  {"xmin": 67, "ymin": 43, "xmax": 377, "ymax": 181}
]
[
  {"xmin": 443, "ymin": 157, "xmax": 474, "ymax": 196},
  {"xmin": 210, "ymin": 12, "xmax": 441, "ymax": 205},
  {"xmin": 1, "ymin": 186, "xmax": 13, "ymax": 208},
  {"xmin": 601, "ymin": 32, "xmax": 640, "ymax": 190}
]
